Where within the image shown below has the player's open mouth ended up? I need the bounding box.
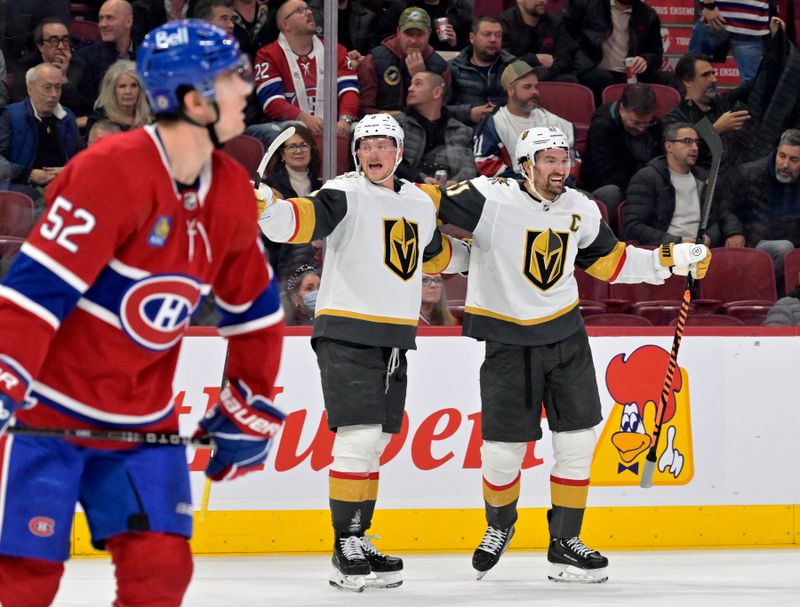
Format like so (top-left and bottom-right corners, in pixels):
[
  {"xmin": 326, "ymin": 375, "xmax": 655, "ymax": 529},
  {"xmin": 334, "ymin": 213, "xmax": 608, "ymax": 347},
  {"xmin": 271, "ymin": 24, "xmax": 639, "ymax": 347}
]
[{"xmin": 368, "ymin": 162, "xmax": 384, "ymax": 170}]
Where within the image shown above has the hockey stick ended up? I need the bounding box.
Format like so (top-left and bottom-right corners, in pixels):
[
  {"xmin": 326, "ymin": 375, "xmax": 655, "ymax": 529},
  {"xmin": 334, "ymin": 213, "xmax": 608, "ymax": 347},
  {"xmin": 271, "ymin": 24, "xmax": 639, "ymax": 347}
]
[
  {"xmin": 8, "ymin": 425, "xmax": 215, "ymax": 448},
  {"xmin": 640, "ymin": 117, "xmax": 722, "ymax": 489},
  {"xmin": 253, "ymin": 126, "xmax": 296, "ymax": 189}
]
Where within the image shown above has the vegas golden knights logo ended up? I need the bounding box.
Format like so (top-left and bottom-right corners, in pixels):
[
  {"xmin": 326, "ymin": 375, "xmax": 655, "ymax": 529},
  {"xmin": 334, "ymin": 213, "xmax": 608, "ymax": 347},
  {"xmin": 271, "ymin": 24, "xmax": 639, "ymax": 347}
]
[
  {"xmin": 523, "ymin": 229, "xmax": 569, "ymax": 290},
  {"xmin": 383, "ymin": 218, "xmax": 419, "ymax": 281}
]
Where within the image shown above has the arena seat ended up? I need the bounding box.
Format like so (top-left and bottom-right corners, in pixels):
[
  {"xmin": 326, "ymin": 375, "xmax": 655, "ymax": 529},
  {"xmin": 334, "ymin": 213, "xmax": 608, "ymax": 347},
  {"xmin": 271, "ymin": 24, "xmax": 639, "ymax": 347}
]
[
  {"xmin": 601, "ymin": 83, "xmax": 681, "ymax": 118},
  {"xmin": 221, "ymin": 134, "xmax": 265, "ymax": 177},
  {"xmin": 0, "ymin": 191, "xmax": 35, "ymax": 259},
  {"xmin": 782, "ymin": 247, "xmax": 800, "ymax": 295},
  {"xmin": 670, "ymin": 314, "xmax": 745, "ymax": 326},
  {"xmin": 583, "ymin": 313, "xmax": 653, "ymax": 326},
  {"xmin": 696, "ymin": 247, "xmax": 777, "ymax": 313},
  {"xmin": 534, "ymin": 81, "xmax": 595, "ymax": 156}
]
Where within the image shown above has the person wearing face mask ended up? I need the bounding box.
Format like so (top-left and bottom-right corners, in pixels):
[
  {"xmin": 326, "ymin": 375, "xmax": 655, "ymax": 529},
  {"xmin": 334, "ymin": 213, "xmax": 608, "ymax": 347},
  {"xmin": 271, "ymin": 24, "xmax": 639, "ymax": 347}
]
[
  {"xmin": 257, "ymin": 112, "xmax": 469, "ymax": 592},
  {"xmin": 285, "ymin": 264, "xmax": 321, "ymax": 325},
  {"xmin": 432, "ymin": 126, "xmax": 712, "ymax": 584}
]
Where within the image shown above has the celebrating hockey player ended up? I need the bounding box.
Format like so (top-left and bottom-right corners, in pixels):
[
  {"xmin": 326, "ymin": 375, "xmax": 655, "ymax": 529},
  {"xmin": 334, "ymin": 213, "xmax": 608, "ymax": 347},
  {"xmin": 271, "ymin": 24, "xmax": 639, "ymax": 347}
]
[
  {"xmin": 0, "ymin": 21, "xmax": 284, "ymax": 607},
  {"xmin": 430, "ymin": 126, "xmax": 711, "ymax": 583},
  {"xmin": 258, "ymin": 113, "xmax": 467, "ymax": 592}
]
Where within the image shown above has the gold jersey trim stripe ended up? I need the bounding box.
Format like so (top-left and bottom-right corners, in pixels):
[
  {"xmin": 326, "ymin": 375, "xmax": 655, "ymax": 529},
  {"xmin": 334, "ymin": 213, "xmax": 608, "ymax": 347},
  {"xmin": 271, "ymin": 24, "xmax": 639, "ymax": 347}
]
[
  {"xmin": 550, "ymin": 479, "xmax": 589, "ymax": 509},
  {"xmin": 315, "ymin": 308, "xmax": 420, "ymax": 326},
  {"xmin": 329, "ymin": 477, "xmax": 371, "ymax": 503},
  {"xmin": 483, "ymin": 478, "xmax": 521, "ymax": 508},
  {"xmin": 288, "ymin": 197, "xmax": 316, "ymax": 243},
  {"xmin": 585, "ymin": 241, "xmax": 626, "ymax": 281},
  {"xmin": 422, "ymin": 233, "xmax": 452, "ymax": 274},
  {"xmin": 417, "ymin": 183, "xmax": 442, "ymax": 211},
  {"xmin": 464, "ymin": 299, "xmax": 580, "ymax": 326}
]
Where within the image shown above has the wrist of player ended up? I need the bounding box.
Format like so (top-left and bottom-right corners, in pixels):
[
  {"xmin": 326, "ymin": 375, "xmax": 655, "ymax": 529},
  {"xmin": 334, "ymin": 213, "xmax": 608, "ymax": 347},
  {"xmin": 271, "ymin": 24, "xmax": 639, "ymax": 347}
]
[
  {"xmin": 213, "ymin": 383, "xmax": 284, "ymax": 438},
  {"xmin": 194, "ymin": 381, "xmax": 285, "ymax": 481},
  {"xmin": 254, "ymin": 183, "xmax": 277, "ymax": 217},
  {"xmin": 655, "ymin": 243, "xmax": 710, "ymax": 276}
]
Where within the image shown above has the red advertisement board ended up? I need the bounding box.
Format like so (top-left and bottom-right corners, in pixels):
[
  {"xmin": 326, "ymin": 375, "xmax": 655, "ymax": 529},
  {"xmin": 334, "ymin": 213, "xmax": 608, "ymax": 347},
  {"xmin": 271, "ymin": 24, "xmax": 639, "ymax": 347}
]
[{"xmin": 648, "ymin": 0, "xmax": 696, "ymax": 25}]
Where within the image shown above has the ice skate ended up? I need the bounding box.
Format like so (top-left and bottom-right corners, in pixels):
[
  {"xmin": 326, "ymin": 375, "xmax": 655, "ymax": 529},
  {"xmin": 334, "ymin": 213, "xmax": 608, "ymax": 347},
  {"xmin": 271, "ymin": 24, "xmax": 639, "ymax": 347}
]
[
  {"xmin": 329, "ymin": 534, "xmax": 370, "ymax": 592},
  {"xmin": 360, "ymin": 535, "xmax": 403, "ymax": 588},
  {"xmin": 547, "ymin": 536, "xmax": 608, "ymax": 583},
  {"xmin": 472, "ymin": 525, "xmax": 515, "ymax": 580}
]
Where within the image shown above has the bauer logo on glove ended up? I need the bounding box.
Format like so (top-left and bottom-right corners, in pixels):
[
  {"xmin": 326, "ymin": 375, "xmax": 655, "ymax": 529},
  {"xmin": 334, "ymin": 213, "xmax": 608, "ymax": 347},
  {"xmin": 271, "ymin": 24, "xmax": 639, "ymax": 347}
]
[{"xmin": 194, "ymin": 380, "xmax": 286, "ymax": 481}]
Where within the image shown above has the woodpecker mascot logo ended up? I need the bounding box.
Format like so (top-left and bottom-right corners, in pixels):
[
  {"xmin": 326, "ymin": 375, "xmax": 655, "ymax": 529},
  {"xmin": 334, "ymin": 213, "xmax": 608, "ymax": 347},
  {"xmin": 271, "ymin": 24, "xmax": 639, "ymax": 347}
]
[
  {"xmin": 591, "ymin": 345, "xmax": 694, "ymax": 486},
  {"xmin": 384, "ymin": 218, "xmax": 419, "ymax": 281},
  {"xmin": 523, "ymin": 228, "xmax": 569, "ymax": 290}
]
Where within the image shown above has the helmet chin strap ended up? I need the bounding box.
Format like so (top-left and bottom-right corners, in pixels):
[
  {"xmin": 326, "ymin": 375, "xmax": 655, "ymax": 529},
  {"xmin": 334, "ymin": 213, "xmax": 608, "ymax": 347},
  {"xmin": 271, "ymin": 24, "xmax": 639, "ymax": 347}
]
[
  {"xmin": 178, "ymin": 100, "xmax": 223, "ymax": 149},
  {"xmin": 523, "ymin": 161, "xmax": 561, "ymax": 203}
]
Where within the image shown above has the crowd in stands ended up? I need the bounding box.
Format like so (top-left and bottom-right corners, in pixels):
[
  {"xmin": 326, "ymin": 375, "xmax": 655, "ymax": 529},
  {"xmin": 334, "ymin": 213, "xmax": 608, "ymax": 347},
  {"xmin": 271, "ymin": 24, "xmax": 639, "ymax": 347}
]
[{"xmin": 2, "ymin": 0, "xmax": 800, "ymax": 326}]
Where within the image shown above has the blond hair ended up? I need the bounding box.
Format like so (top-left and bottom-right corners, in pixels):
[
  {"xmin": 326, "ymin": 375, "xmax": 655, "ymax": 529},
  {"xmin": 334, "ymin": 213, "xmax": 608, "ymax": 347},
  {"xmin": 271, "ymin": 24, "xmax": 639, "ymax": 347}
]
[{"xmin": 94, "ymin": 60, "xmax": 151, "ymax": 127}]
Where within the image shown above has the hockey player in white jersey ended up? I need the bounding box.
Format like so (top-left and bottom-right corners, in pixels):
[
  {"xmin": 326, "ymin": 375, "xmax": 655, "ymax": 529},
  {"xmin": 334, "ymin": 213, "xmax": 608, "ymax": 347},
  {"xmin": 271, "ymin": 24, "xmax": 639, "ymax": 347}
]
[
  {"xmin": 258, "ymin": 113, "xmax": 468, "ymax": 592},
  {"xmin": 427, "ymin": 126, "xmax": 711, "ymax": 583}
]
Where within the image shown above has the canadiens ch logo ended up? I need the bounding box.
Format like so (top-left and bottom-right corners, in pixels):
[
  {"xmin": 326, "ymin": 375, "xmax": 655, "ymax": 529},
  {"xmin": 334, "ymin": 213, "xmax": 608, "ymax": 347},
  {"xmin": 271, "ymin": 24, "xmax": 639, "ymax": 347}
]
[
  {"xmin": 120, "ymin": 274, "xmax": 203, "ymax": 351},
  {"xmin": 28, "ymin": 516, "xmax": 55, "ymax": 537},
  {"xmin": 383, "ymin": 218, "xmax": 419, "ymax": 281},
  {"xmin": 523, "ymin": 228, "xmax": 569, "ymax": 290}
]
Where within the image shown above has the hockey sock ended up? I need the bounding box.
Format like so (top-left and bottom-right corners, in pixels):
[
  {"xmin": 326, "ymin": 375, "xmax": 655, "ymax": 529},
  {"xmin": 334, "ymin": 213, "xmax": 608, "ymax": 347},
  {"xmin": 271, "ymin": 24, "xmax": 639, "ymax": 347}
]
[
  {"xmin": 329, "ymin": 470, "xmax": 371, "ymax": 533},
  {"xmin": 480, "ymin": 441, "xmax": 526, "ymax": 529},
  {"xmin": 107, "ymin": 531, "xmax": 192, "ymax": 607},
  {"xmin": 329, "ymin": 425, "xmax": 383, "ymax": 534},
  {"xmin": 360, "ymin": 472, "xmax": 379, "ymax": 532},
  {"xmin": 549, "ymin": 429, "xmax": 595, "ymax": 538},
  {"xmin": 483, "ymin": 472, "xmax": 521, "ymax": 529},
  {"xmin": 0, "ymin": 555, "xmax": 63, "ymax": 607},
  {"xmin": 361, "ymin": 432, "xmax": 390, "ymax": 532}
]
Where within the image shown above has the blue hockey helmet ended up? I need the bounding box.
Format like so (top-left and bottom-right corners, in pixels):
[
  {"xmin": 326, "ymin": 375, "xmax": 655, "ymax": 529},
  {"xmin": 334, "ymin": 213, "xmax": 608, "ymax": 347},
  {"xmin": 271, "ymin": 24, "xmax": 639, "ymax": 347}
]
[{"xmin": 137, "ymin": 19, "xmax": 243, "ymax": 115}]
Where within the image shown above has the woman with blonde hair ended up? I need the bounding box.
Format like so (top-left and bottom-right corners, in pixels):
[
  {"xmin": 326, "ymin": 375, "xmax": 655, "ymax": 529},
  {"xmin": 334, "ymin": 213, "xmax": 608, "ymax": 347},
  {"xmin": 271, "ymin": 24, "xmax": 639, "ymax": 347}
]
[
  {"xmin": 420, "ymin": 273, "xmax": 458, "ymax": 326},
  {"xmin": 86, "ymin": 60, "xmax": 151, "ymax": 134}
]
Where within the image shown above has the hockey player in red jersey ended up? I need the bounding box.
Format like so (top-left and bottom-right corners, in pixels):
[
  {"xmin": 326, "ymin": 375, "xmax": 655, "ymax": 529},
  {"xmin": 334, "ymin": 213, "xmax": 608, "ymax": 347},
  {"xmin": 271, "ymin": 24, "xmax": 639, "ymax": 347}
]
[{"xmin": 0, "ymin": 20, "xmax": 284, "ymax": 607}]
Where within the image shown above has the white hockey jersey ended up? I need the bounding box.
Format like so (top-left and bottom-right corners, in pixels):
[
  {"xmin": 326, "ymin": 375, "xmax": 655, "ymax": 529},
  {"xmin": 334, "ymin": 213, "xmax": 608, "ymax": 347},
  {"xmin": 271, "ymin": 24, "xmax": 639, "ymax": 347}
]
[
  {"xmin": 260, "ymin": 173, "xmax": 443, "ymax": 349},
  {"xmin": 433, "ymin": 176, "xmax": 671, "ymax": 346}
]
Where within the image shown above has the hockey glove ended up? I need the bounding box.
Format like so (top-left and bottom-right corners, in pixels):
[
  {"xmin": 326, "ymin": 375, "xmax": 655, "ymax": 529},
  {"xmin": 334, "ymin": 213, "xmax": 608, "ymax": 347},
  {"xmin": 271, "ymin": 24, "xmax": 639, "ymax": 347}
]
[
  {"xmin": 0, "ymin": 357, "xmax": 32, "ymax": 437},
  {"xmin": 656, "ymin": 243, "xmax": 711, "ymax": 278},
  {"xmin": 194, "ymin": 381, "xmax": 285, "ymax": 481},
  {"xmin": 254, "ymin": 183, "xmax": 277, "ymax": 219}
]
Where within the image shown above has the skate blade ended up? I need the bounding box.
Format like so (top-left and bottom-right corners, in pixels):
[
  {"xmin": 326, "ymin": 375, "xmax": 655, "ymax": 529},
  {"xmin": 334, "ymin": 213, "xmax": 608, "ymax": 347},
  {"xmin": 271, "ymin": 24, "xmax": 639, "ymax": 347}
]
[
  {"xmin": 547, "ymin": 563, "xmax": 608, "ymax": 584},
  {"xmin": 365, "ymin": 571, "xmax": 403, "ymax": 588},
  {"xmin": 329, "ymin": 569, "xmax": 367, "ymax": 592},
  {"xmin": 475, "ymin": 569, "xmax": 489, "ymax": 581}
]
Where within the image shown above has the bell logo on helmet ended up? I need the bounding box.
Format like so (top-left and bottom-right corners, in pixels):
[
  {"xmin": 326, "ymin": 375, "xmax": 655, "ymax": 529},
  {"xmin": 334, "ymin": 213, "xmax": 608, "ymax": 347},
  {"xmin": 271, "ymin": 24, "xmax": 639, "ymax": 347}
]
[{"xmin": 154, "ymin": 26, "xmax": 189, "ymax": 49}]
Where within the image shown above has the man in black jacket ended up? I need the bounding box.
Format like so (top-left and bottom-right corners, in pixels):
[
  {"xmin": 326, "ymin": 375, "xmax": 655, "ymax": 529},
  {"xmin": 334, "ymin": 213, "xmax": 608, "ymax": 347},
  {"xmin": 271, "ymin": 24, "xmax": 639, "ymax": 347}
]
[
  {"xmin": 581, "ymin": 83, "xmax": 663, "ymax": 233},
  {"xmin": 623, "ymin": 121, "xmax": 719, "ymax": 246},
  {"xmin": 447, "ymin": 16, "xmax": 516, "ymax": 126},
  {"xmin": 718, "ymin": 128, "xmax": 800, "ymax": 292},
  {"xmin": 562, "ymin": 0, "xmax": 664, "ymax": 105},
  {"xmin": 498, "ymin": 0, "xmax": 578, "ymax": 82}
]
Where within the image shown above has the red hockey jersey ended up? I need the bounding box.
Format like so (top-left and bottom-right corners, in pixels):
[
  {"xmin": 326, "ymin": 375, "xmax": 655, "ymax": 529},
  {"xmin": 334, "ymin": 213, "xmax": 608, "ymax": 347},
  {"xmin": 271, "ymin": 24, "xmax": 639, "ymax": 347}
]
[{"xmin": 0, "ymin": 126, "xmax": 284, "ymax": 436}]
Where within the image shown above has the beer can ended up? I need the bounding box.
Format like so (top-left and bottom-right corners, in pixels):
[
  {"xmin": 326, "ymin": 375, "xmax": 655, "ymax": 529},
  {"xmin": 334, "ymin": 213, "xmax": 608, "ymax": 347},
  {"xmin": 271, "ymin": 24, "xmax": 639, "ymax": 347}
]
[
  {"xmin": 434, "ymin": 169, "xmax": 448, "ymax": 186},
  {"xmin": 434, "ymin": 17, "xmax": 449, "ymax": 42},
  {"xmin": 625, "ymin": 57, "xmax": 637, "ymax": 83}
]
